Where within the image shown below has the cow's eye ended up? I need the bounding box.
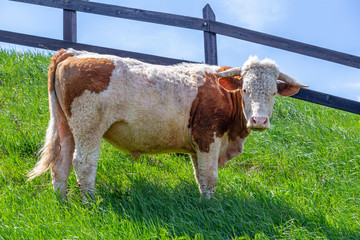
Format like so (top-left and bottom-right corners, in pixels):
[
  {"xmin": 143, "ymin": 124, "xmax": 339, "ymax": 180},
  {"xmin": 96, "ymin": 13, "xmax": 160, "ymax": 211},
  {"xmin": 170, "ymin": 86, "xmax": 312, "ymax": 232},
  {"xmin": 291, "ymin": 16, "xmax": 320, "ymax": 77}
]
[{"xmin": 243, "ymin": 89, "xmax": 247, "ymax": 94}]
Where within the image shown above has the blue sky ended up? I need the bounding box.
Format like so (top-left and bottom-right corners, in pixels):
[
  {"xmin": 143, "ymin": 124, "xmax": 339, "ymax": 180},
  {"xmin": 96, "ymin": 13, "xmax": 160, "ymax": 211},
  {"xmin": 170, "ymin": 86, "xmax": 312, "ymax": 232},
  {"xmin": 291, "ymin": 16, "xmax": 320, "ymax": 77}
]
[{"xmin": 1, "ymin": 0, "xmax": 359, "ymax": 101}]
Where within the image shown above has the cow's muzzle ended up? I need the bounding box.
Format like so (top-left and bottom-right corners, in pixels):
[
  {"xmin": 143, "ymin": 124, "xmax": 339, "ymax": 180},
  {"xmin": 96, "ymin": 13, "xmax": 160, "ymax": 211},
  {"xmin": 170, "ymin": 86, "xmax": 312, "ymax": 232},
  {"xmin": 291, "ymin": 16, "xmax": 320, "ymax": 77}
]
[{"xmin": 249, "ymin": 117, "xmax": 270, "ymax": 131}]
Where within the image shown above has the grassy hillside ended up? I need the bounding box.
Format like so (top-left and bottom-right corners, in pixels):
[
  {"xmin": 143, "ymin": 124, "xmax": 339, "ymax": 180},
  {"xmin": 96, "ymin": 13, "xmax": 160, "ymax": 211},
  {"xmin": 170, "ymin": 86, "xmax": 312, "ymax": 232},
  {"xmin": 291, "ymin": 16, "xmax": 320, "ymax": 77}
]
[{"xmin": 0, "ymin": 49, "xmax": 359, "ymax": 239}]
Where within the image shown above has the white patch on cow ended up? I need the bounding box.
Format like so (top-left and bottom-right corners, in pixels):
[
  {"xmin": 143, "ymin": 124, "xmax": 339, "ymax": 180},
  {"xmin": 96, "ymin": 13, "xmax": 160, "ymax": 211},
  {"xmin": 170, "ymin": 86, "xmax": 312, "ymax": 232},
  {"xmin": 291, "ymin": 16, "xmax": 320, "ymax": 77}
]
[
  {"xmin": 66, "ymin": 49, "xmax": 220, "ymax": 155},
  {"xmin": 241, "ymin": 56, "xmax": 279, "ymax": 129},
  {"xmin": 195, "ymin": 134, "xmax": 221, "ymax": 198}
]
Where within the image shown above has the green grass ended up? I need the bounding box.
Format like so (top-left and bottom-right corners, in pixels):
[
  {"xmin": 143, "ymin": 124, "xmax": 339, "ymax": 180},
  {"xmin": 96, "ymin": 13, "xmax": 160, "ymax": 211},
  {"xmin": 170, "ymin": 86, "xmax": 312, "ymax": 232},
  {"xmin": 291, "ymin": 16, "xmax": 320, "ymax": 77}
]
[{"xmin": 0, "ymin": 49, "xmax": 359, "ymax": 239}]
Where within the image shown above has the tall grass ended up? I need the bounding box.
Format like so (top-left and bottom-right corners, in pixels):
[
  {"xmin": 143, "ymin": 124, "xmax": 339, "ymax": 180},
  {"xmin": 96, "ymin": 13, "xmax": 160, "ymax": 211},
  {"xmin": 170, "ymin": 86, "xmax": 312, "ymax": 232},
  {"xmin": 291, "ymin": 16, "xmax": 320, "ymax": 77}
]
[{"xmin": 0, "ymin": 49, "xmax": 359, "ymax": 239}]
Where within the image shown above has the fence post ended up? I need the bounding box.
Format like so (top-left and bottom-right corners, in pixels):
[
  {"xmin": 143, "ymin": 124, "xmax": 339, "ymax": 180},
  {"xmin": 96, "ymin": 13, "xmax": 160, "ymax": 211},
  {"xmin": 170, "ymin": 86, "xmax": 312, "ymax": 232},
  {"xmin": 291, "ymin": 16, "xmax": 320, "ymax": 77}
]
[
  {"xmin": 63, "ymin": 9, "xmax": 77, "ymax": 42},
  {"xmin": 203, "ymin": 4, "xmax": 218, "ymax": 65}
]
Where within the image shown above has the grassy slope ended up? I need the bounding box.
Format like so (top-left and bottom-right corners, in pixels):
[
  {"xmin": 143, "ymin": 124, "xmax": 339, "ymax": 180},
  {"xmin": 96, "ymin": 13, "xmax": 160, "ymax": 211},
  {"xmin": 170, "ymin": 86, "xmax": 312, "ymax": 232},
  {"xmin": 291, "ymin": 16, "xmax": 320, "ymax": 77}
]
[{"xmin": 0, "ymin": 49, "xmax": 359, "ymax": 239}]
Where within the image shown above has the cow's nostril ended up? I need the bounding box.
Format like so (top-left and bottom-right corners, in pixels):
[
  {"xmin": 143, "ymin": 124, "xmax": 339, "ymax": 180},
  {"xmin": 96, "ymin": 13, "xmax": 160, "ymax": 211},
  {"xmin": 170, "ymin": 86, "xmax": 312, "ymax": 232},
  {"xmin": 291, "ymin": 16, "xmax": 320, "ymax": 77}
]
[{"xmin": 252, "ymin": 117, "xmax": 257, "ymax": 124}]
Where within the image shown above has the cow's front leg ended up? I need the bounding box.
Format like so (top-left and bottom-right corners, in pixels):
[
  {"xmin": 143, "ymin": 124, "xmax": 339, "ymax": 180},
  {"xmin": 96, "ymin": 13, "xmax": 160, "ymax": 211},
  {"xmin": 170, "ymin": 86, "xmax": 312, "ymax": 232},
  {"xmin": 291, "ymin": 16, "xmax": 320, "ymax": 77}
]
[{"xmin": 194, "ymin": 139, "xmax": 221, "ymax": 198}]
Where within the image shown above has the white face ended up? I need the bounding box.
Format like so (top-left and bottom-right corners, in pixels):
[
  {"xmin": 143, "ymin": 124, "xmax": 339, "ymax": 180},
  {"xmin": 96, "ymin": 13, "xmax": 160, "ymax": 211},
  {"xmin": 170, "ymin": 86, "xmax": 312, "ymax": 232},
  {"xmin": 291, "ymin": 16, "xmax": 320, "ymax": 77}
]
[
  {"xmin": 241, "ymin": 66, "xmax": 278, "ymax": 131},
  {"xmin": 217, "ymin": 56, "xmax": 305, "ymax": 131}
]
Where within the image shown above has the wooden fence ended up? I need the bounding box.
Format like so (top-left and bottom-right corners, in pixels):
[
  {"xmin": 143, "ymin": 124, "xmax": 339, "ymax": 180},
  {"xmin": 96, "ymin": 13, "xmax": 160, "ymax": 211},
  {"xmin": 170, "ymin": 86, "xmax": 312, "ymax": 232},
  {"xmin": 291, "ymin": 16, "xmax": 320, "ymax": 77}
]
[{"xmin": 1, "ymin": 0, "xmax": 360, "ymax": 114}]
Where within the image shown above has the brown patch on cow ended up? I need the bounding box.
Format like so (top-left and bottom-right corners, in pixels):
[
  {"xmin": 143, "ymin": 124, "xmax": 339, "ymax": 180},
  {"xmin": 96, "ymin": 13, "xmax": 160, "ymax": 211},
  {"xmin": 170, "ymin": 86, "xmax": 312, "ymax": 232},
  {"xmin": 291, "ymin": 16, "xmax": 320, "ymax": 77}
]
[
  {"xmin": 216, "ymin": 67, "xmax": 249, "ymax": 141},
  {"xmin": 227, "ymin": 90, "xmax": 250, "ymax": 142},
  {"xmin": 188, "ymin": 71, "xmax": 249, "ymax": 153},
  {"xmin": 55, "ymin": 57, "xmax": 115, "ymax": 116}
]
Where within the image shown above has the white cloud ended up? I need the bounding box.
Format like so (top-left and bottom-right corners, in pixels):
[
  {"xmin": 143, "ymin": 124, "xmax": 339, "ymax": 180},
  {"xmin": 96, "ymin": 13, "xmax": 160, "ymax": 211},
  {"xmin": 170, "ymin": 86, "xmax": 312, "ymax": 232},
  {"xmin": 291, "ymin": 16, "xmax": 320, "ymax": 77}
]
[
  {"xmin": 357, "ymin": 96, "xmax": 360, "ymax": 102},
  {"xmin": 221, "ymin": 0, "xmax": 288, "ymax": 30},
  {"xmin": 346, "ymin": 83, "xmax": 360, "ymax": 88}
]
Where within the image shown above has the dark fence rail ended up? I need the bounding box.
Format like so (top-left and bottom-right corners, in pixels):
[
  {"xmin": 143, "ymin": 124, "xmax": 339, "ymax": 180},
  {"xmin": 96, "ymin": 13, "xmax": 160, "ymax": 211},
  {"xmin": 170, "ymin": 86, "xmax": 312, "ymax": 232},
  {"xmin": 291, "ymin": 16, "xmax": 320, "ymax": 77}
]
[
  {"xmin": 11, "ymin": 0, "xmax": 209, "ymax": 31},
  {"xmin": 2, "ymin": 0, "xmax": 360, "ymax": 114},
  {"xmin": 292, "ymin": 89, "xmax": 360, "ymax": 115},
  {"xmin": 210, "ymin": 22, "xmax": 360, "ymax": 69}
]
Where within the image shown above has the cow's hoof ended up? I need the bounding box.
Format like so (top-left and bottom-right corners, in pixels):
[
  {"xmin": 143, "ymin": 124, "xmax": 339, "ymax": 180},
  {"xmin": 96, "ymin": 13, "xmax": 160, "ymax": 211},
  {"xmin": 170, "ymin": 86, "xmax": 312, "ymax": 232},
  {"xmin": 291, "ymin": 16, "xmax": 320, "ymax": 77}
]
[
  {"xmin": 79, "ymin": 188, "xmax": 95, "ymax": 204},
  {"xmin": 54, "ymin": 189, "xmax": 68, "ymax": 203},
  {"xmin": 200, "ymin": 191, "xmax": 214, "ymax": 200}
]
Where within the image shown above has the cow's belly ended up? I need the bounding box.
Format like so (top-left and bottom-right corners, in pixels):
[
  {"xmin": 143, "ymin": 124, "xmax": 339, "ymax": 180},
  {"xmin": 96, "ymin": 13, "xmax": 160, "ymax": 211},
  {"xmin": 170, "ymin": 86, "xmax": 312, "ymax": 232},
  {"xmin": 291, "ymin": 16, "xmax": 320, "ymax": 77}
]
[{"xmin": 103, "ymin": 119, "xmax": 194, "ymax": 155}]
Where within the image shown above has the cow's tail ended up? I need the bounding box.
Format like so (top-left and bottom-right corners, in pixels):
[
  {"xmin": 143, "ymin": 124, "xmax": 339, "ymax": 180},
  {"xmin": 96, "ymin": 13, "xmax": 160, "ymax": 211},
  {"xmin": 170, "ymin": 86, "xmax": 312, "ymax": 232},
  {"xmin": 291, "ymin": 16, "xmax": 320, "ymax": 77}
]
[{"xmin": 27, "ymin": 49, "xmax": 71, "ymax": 181}]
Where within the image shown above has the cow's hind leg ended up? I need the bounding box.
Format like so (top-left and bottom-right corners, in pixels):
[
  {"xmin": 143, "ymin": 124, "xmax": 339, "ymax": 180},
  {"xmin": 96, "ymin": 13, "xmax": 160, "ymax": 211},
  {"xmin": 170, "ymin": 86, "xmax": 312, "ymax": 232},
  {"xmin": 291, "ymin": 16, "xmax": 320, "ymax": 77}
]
[
  {"xmin": 68, "ymin": 95, "xmax": 110, "ymax": 202},
  {"xmin": 51, "ymin": 101, "xmax": 75, "ymax": 197},
  {"xmin": 72, "ymin": 135, "xmax": 102, "ymax": 201}
]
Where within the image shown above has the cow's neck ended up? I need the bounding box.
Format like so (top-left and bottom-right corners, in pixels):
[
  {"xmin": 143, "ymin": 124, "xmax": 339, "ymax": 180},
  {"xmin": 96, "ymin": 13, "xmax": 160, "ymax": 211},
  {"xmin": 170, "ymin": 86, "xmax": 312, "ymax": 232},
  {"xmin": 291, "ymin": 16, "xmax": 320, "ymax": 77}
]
[
  {"xmin": 217, "ymin": 90, "xmax": 250, "ymax": 167},
  {"xmin": 226, "ymin": 90, "xmax": 250, "ymax": 141}
]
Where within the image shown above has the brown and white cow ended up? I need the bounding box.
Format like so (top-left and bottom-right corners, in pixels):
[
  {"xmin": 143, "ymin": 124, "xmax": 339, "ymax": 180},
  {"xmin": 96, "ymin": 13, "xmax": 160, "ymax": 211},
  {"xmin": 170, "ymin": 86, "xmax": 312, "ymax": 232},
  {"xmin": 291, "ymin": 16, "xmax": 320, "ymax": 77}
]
[{"xmin": 28, "ymin": 49, "xmax": 307, "ymax": 199}]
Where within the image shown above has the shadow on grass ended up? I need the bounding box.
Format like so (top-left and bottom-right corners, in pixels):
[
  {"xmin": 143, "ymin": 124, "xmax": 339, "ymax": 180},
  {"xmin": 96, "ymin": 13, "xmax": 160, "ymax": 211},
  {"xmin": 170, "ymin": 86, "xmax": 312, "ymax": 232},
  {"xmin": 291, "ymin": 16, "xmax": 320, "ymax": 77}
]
[{"xmin": 97, "ymin": 176, "xmax": 359, "ymax": 239}]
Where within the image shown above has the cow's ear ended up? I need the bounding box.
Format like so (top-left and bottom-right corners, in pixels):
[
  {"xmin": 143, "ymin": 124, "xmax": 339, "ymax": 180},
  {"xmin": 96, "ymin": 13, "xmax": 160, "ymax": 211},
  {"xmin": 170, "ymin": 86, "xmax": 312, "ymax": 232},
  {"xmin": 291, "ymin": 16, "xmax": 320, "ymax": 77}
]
[
  {"xmin": 277, "ymin": 81, "xmax": 300, "ymax": 96},
  {"xmin": 219, "ymin": 77, "xmax": 242, "ymax": 91}
]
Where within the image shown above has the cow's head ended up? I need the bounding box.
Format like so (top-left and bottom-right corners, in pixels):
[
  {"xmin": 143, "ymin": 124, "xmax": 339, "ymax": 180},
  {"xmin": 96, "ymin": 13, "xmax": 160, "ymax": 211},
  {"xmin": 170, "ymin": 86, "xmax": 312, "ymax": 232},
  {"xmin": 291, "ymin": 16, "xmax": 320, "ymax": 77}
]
[{"xmin": 216, "ymin": 56, "xmax": 308, "ymax": 131}]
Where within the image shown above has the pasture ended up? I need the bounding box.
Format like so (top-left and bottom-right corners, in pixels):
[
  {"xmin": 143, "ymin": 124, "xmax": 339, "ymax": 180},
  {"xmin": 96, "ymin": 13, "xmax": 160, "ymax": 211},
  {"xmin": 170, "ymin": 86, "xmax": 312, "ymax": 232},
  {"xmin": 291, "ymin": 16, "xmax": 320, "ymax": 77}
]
[{"xmin": 0, "ymin": 49, "xmax": 359, "ymax": 239}]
